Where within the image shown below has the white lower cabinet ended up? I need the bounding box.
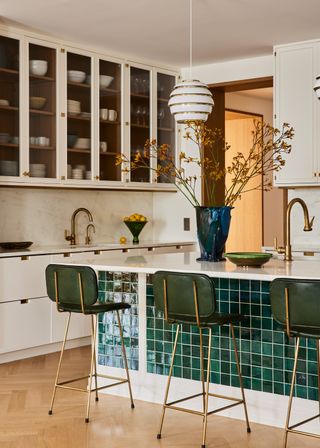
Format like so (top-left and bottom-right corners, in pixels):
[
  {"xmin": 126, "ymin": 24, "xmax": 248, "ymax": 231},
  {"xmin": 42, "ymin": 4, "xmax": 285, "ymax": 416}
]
[
  {"xmin": 0, "ymin": 297, "xmax": 51, "ymax": 354},
  {"xmin": 51, "ymin": 304, "xmax": 92, "ymax": 343}
]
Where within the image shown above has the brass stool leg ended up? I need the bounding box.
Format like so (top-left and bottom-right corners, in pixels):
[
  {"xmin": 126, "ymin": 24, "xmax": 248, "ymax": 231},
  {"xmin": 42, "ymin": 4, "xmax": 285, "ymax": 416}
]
[
  {"xmin": 230, "ymin": 324, "xmax": 251, "ymax": 433},
  {"xmin": 157, "ymin": 324, "xmax": 180, "ymax": 439},
  {"xmin": 48, "ymin": 312, "xmax": 71, "ymax": 415},
  {"xmin": 283, "ymin": 337, "xmax": 300, "ymax": 448},
  {"xmin": 199, "ymin": 328, "xmax": 206, "ymax": 416},
  {"xmin": 116, "ymin": 310, "xmax": 135, "ymax": 409},
  {"xmin": 201, "ymin": 328, "xmax": 212, "ymax": 448},
  {"xmin": 85, "ymin": 314, "xmax": 98, "ymax": 423},
  {"xmin": 91, "ymin": 315, "xmax": 99, "ymax": 402}
]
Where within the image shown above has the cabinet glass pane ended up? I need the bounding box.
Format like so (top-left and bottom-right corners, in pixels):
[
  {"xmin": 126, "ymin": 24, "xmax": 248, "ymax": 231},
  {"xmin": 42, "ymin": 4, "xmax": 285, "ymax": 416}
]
[
  {"xmin": 157, "ymin": 73, "xmax": 175, "ymax": 183},
  {"xmin": 67, "ymin": 52, "xmax": 92, "ymax": 181},
  {"xmin": 29, "ymin": 43, "xmax": 56, "ymax": 178},
  {"xmin": 99, "ymin": 60, "xmax": 121, "ymax": 181},
  {"xmin": 130, "ymin": 67, "xmax": 150, "ymax": 182},
  {"xmin": 0, "ymin": 36, "xmax": 19, "ymax": 177}
]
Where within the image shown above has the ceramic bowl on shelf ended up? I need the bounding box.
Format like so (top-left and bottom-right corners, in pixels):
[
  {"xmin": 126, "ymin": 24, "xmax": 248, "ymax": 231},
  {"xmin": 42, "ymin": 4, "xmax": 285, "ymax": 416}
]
[
  {"xmin": 0, "ymin": 99, "xmax": 9, "ymax": 106},
  {"xmin": 29, "ymin": 60, "xmax": 48, "ymax": 76},
  {"xmin": 224, "ymin": 252, "xmax": 273, "ymax": 267},
  {"xmin": 67, "ymin": 70, "xmax": 86, "ymax": 83},
  {"xmin": 67, "ymin": 133, "xmax": 78, "ymax": 148},
  {"xmin": 74, "ymin": 138, "xmax": 90, "ymax": 149},
  {"xmin": 0, "ymin": 133, "xmax": 10, "ymax": 144},
  {"xmin": 30, "ymin": 96, "xmax": 47, "ymax": 110},
  {"xmin": 0, "ymin": 160, "xmax": 18, "ymax": 176},
  {"xmin": 0, "ymin": 241, "xmax": 33, "ymax": 250},
  {"xmin": 100, "ymin": 75, "xmax": 114, "ymax": 88}
]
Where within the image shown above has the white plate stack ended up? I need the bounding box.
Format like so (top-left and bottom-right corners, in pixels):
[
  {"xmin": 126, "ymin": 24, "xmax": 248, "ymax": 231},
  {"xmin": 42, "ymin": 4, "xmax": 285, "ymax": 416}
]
[
  {"xmin": 85, "ymin": 170, "xmax": 91, "ymax": 180},
  {"xmin": 0, "ymin": 160, "xmax": 18, "ymax": 176},
  {"xmin": 71, "ymin": 169, "xmax": 83, "ymax": 180},
  {"xmin": 30, "ymin": 163, "xmax": 46, "ymax": 178},
  {"xmin": 67, "ymin": 99, "xmax": 81, "ymax": 115},
  {"xmin": 74, "ymin": 137, "xmax": 90, "ymax": 149}
]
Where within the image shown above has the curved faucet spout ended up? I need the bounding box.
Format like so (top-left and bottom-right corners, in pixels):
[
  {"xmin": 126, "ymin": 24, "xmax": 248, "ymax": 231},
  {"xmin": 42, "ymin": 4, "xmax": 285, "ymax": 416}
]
[
  {"xmin": 285, "ymin": 198, "xmax": 314, "ymax": 261},
  {"xmin": 65, "ymin": 208, "xmax": 94, "ymax": 245}
]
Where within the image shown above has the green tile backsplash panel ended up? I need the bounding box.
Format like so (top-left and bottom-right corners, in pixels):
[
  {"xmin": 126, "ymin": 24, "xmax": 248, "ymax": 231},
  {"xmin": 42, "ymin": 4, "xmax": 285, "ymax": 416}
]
[
  {"xmin": 146, "ymin": 276, "xmax": 319, "ymax": 401},
  {"xmin": 97, "ymin": 271, "xmax": 139, "ymax": 370}
]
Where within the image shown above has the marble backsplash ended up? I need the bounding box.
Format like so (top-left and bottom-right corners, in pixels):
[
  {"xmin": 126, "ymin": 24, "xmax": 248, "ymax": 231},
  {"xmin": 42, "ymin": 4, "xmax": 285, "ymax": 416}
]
[{"xmin": 0, "ymin": 187, "xmax": 155, "ymax": 246}]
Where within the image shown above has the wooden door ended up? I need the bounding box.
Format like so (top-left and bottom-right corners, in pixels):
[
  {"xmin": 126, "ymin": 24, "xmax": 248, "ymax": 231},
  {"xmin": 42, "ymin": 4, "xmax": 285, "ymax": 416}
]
[{"xmin": 225, "ymin": 110, "xmax": 263, "ymax": 252}]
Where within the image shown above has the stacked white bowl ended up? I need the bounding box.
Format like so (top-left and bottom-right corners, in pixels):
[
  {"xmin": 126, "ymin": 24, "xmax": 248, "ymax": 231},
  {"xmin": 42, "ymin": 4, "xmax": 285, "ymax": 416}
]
[
  {"xmin": 71, "ymin": 168, "xmax": 84, "ymax": 180},
  {"xmin": 29, "ymin": 60, "xmax": 48, "ymax": 76},
  {"xmin": 67, "ymin": 99, "xmax": 81, "ymax": 115},
  {"xmin": 0, "ymin": 132, "xmax": 10, "ymax": 144},
  {"xmin": 30, "ymin": 163, "xmax": 46, "ymax": 178},
  {"xmin": 74, "ymin": 137, "xmax": 90, "ymax": 149},
  {"xmin": 100, "ymin": 75, "xmax": 114, "ymax": 88},
  {"xmin": 0, "ymin": 160, "xmax": 18, "ymax": 176},
  {"xmin": 67, "ymin": 70, "xmax": 86, "ymax": 83}
]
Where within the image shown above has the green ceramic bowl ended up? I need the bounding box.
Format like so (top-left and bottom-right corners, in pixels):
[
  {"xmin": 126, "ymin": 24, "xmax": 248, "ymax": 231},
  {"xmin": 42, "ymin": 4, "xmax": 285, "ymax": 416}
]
[{"xmin": 224, "ymin": 252, "xmax": 272, "ymax": 267}]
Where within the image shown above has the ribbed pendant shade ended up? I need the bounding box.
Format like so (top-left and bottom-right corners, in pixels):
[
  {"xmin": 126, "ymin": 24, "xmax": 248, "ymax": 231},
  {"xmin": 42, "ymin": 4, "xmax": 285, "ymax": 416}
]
[{"xmin": 168, "ymin": 79, "xmax": 214, "ymax": 123}]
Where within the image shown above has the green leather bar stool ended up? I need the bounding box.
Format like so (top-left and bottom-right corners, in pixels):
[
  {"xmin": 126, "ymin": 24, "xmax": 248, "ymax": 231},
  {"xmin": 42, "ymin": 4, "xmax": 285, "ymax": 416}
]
[
  {"xmin": 270, "ymin": 278, "xmax": 320, "ymax": 447},
  {"xmin": 45, "ymin": 264, "xmax": 134, "ymax": 422},
  {"xmin": 153, "ymin": 271, "xmax": 251, "ymax": 448}
]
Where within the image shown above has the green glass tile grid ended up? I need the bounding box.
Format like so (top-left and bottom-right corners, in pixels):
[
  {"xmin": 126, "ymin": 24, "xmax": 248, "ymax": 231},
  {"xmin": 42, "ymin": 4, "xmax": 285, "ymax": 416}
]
[
  {"xmin": 97, "ymin": 271, "xmax": 139, "ymax": 370},
  {"xmin": 146, "ymin": 275, "xmax": 319, "ymax": 401}
]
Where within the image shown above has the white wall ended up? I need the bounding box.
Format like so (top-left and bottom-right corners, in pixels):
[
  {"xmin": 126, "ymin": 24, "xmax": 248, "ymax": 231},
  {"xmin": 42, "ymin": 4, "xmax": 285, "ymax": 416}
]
[{"xmin": 0, "ymin": 188, "xmax": 154, "ymax": 246}]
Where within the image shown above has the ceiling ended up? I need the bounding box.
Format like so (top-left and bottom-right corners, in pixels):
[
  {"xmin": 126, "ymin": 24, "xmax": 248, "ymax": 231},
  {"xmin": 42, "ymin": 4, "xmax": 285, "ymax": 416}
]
[{"xmin": 1, "ymin": 0, "xmax": 320, "ymax": 68}]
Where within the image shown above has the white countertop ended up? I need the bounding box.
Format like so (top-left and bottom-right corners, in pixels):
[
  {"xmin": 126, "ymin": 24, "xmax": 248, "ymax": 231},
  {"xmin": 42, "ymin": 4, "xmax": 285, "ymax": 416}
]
[
  {"xmin": 0, "ymin": 241, "xmax": 195, "ymax": 258},
  {"xmin": 56, "ymin": 250, "xmax": 320, "ymax": 281}
]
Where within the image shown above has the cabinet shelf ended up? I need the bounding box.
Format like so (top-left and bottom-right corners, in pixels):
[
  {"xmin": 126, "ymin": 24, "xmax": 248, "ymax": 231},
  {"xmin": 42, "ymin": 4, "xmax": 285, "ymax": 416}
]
[
  {"xmin": 100, "ymin": 151, "xmax": 118, "ymax": 156},
  {"xmin": 67, "ymin": 81, "xmax": 90, "ymax": 89},
  {"xmin": 0, "ymin": 143, "xmax": 19, "ymax": 148},
  {"xmin": 131, "ymin": 123, "xmax": 149, "ymax": 129},
  {"xmin": 158, "ymin": 97, "xmax": 170, "ymax": 102},
  {"xmin": 100, "ymin": 87, "xmax": 120, "ymax": 96},
  {"xmin": 131, "ymin": 93, "xmax": 149, "ymax": 100},
  {"xmin": 68, "ymin": 147, "xmax": 90, "ymax": 154},
  {"xmin": 0, "ymin": 67, "xmax": 19, "ymax": 80},
  {"xmin": 30, "ymin": 109, "xmax": 54, "ymax": 116},
  {"xmin": 30, "ymin": 145, "xmax": 54, "ymax": 151},
  {"xmin": 30, "ymin": 74, "xmax": 55, "ymax": 82},
  {"xmin": 100, "ymin": 119, "xmax": 120, "ymax": 125},
  {"xmin": 158, "ymin": 127, "xmax": 174, "ymax": 132},
  {"xmin": 0, "ymin": 105, "xmax": 19, "ymax": 112},
  {"xmin": 67, "ymin": 114, "xmax": 90, "ymax": 121}
]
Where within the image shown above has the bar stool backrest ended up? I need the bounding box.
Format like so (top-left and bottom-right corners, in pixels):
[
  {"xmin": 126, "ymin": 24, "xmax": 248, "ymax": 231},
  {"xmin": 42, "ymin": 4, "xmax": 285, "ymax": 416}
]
[
  {"xmin": 153, "ymin": 271, "xmax": 216, "ymax": 324},
  {"xmin": 270, "ymin": 278, "xmax": 320, "ymax": 335},
  {"xmin": 46, "ymin": 264, "xmax": 98, "ymax": 312}
]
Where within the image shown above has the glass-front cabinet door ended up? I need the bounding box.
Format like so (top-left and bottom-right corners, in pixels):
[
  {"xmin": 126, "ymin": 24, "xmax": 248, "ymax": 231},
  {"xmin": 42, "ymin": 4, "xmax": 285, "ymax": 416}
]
[
  {"xmin": 156, "ymin": 72, "xmax": 176, "ymax": 184},
  {"xmin": 130, "ymin": 65, "xmax": 151, "ymax": 183},
  {"xmin": 66, "ymin": 51, "xmax": 92, "ymax": 182},
  {"xmin": 28, "ymin": 42, "xmax": 57, "ymax": 180},
  {"xmin": 98, "ymin": 59, "xmax": 122, "ymax": 181},
  {"xmin": 0, "ymin": 35, "xmax": 20, "ymax": 179}
]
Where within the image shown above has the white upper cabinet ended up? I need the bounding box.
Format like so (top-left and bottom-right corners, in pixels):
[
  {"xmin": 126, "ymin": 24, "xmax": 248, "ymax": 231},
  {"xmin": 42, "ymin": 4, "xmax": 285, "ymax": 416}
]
[
  {"xmin": 0, "ymin": 27, "xmax": 178, "ymax": 190},
  {"xmin": 274, "ymin": 41, "xmax": 319, "ymax": 186}
]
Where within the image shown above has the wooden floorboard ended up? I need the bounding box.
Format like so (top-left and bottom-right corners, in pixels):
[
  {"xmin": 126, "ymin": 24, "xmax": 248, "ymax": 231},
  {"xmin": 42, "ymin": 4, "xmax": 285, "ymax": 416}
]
[{"xmin": 0, "ymin": 346, "xmax": 318, "ymax": 448}]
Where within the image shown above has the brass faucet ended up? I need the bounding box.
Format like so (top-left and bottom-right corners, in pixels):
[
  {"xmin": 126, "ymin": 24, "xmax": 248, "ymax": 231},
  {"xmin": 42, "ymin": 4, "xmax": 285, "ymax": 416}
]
[
  {"xmin": 65, "ymin": 208, "xmax": 94, "ymax": 246},
  {"xmin": 85, "ymin": 223, "xmax": 96, "ymax": 245},
  {"xmin": 276, "ymin": 198, "xmax": 314, "ymax": 261}
]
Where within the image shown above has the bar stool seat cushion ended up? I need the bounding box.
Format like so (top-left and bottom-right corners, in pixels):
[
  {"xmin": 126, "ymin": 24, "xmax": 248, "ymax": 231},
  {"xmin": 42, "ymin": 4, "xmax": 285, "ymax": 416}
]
[
  {"xmin": 166, "ymin": 312, "xmax": 245, "ymax": 326},
  {"xmin": 57, "ymin": 301, "xmax": 131, "ymax": 314}
]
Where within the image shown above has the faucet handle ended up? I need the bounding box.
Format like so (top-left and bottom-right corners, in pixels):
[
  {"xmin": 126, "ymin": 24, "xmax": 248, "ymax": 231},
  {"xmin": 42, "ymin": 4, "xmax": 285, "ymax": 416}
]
[{"xmin": 274, "ymin": 237, "xmax": 285, "ymax": 254}]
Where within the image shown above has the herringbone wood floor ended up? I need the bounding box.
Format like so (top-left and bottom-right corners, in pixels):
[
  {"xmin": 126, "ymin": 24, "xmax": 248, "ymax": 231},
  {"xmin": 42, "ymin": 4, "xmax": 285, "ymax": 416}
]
[{"xmin": 0, "ymin": 346, "xmax": 318, "ymax": 448}]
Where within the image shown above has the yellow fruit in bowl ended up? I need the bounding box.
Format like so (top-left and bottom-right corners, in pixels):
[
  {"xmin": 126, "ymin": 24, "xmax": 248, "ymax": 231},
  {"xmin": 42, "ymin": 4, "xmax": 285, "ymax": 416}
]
[
  {"xmin": 124, "ymin": 213, "xmax": 147, "ymax": 222},
  {"xmin": 119, "ymin": 236, "xmax": 127, "ymax": 244}
]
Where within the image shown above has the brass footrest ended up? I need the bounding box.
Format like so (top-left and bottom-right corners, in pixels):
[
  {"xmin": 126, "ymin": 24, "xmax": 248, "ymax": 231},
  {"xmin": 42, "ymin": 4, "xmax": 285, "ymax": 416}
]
[
  {"xmin": 164, "ymin": 391, "xmax": 244, "ymax": 417},
  {"xmin": 55, "ymin": 373, "xmax": 129, "ymax": 394},
  {"xmin": 287, "ymin": 413, "xmax": 320, "ymax": 439}
]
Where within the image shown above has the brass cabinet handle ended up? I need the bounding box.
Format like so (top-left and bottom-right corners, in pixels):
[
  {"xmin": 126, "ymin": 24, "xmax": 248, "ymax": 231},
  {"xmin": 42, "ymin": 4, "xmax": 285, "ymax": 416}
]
[
  {"xmin": 61, "ymin": 112, "xmax": 66, "ymax": 117},
  {"xmin": 22, "ymin": 171, "xmax": 30, "ymax": 177},
  {"xmin": 314, "ymin": 172, "xmax": 317, "ymax": 177},
  {"xmin": 95, "ymin": 175, "xmax": 99, "ymax": 180},
  {"xmin": 61, "ymin": 175, "xmax": 65, "ymax": 180}
]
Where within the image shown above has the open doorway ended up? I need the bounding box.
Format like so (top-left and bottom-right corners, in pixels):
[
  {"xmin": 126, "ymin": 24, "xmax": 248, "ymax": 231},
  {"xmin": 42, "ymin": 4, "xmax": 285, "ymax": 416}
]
[{"xmin": 206, "ymin": 79, "xmax": 285, "ymax": 250}]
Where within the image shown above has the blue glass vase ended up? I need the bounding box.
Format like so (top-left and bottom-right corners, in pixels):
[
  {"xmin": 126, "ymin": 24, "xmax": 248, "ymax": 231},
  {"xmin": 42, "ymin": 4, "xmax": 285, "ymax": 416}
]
[{"xmin": 196, "ymin": 206, "xmax": 232, "ymax": 262}]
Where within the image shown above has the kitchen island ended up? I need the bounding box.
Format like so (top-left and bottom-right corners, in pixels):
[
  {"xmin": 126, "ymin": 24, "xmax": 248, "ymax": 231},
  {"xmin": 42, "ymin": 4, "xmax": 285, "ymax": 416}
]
[{"xmin": 58, "ymin": 251, "xmax": 320, "ymax": 430}]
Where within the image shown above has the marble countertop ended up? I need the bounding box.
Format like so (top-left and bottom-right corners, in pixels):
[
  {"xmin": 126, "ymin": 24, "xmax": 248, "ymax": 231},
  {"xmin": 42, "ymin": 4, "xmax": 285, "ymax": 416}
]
[
  {"xmin": 56, "ymin": 250, "xmax": 320, "ymax": 281},
  {"xmin": 0, "ymin": 241, "xmax": 195, "ymax": 258}
]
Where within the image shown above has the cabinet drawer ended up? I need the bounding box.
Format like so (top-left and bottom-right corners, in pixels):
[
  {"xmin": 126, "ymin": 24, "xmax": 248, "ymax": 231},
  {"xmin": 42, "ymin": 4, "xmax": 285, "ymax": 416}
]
[
  {"xmin": 0, "ymin": 297, "xmax": 51, "ymax": 354},
  {"xmin": 0, "ymin": 255, "xmax": 51, "ymax": 303}
]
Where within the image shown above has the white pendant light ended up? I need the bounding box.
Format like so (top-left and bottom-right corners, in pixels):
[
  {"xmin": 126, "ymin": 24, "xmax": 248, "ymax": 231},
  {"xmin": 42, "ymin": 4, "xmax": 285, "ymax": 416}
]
[
  {"xmin": 314, "ymin": 76, "xmax": 320, "ymax": 99},
  {"xmin": 168, "ymin": 0, "xmax": 214, "ymax": 123}
]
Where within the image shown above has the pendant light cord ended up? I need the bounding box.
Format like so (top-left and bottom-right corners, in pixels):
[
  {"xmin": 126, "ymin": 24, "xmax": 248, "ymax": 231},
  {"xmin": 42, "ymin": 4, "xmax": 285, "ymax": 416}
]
[{"xmin": 189, "ymin": 0, "xmax": 193, "ymax": 79}]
